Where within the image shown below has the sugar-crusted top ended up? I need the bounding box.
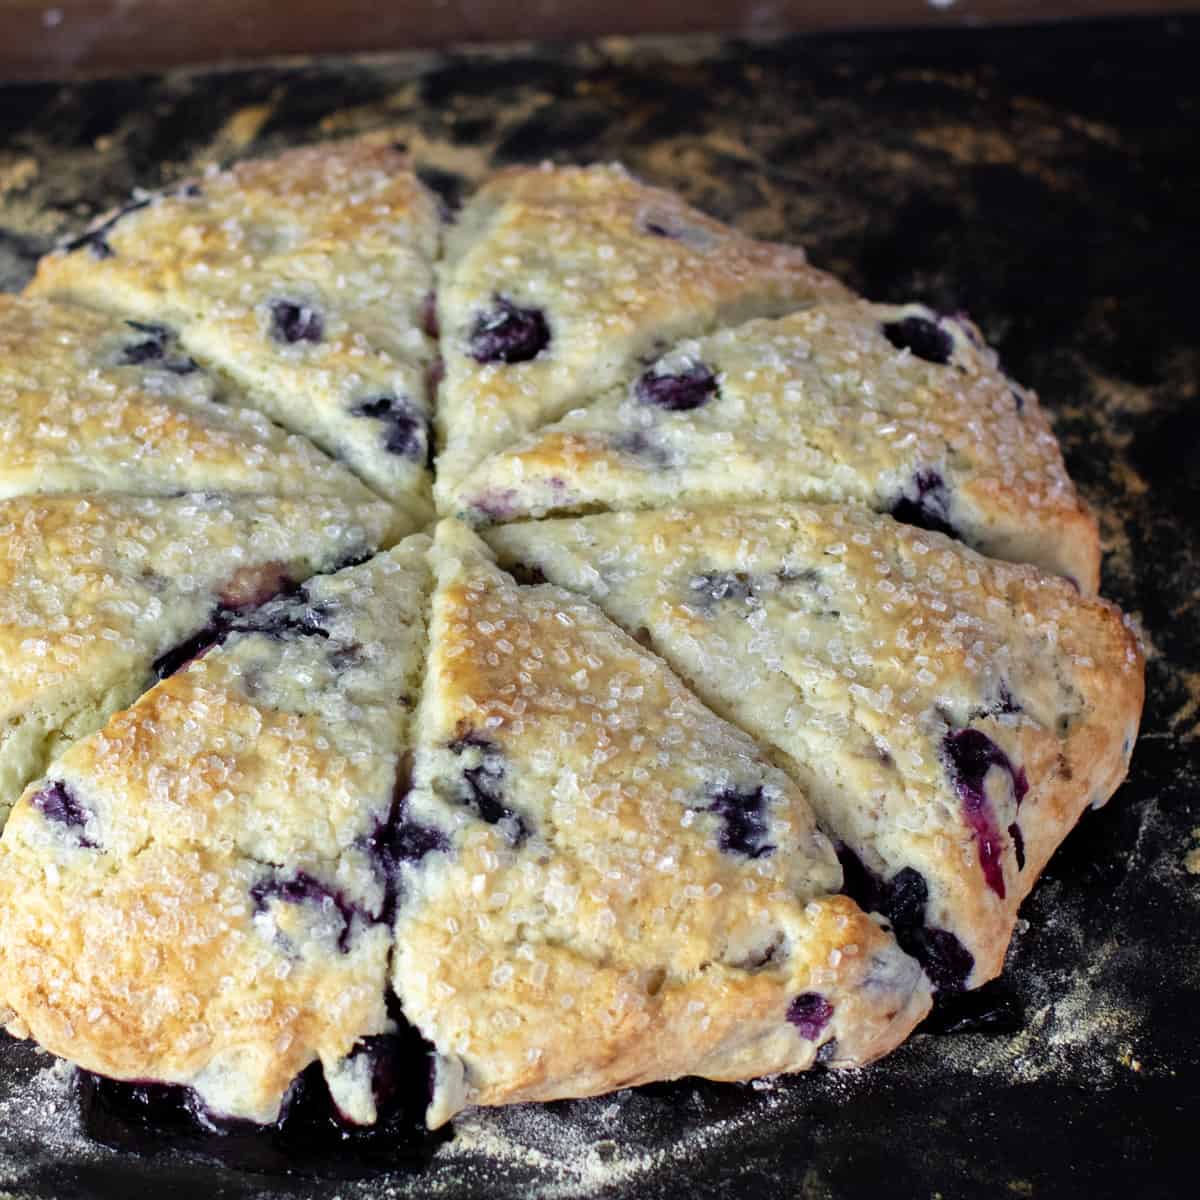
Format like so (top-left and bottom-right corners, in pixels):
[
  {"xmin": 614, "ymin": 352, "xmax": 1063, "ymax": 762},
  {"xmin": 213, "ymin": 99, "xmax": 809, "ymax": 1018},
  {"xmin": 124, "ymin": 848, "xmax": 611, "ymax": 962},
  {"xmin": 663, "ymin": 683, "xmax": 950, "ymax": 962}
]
[
  {"xmin": 28, "ymin": 133, "xmax": 441, "ymax": 520},
  {"xmin": 434, "ymin": 163, "xmax": 852, "ymax": 500},
  {"xmin": 0, "ymin": 539, "xmax": 431, "ymax": 1124},
  {"xmin": 393, "ymin": 521, "xmax": 930, "ymax": 1126},
  {"xmin": 0, "ymin": 294, "xmax": 377, "ymax": 504},
  {"xmin": 486, "ymin": 503, "xmax": 1143, "ymax": 986},
  {"xmin": 455, "ymin": 300, "xmax": 1098, "ymax": 590}
]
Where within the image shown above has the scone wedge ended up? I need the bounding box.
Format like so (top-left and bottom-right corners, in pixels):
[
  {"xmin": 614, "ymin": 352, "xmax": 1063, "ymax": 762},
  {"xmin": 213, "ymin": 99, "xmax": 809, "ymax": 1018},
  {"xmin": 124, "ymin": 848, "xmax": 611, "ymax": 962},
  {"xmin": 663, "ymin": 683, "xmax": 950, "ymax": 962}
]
[
  {"xmin": 27, "ymin": 134, "xmax": 441, "ymax": 527},
  {"xmin": 456, "ymin": 301, "xmax": 1098, "ymax": 591},
  {"xmin": 434, "ymin": 164, "xmax": 852, "ymax": 505},
  {"xmin": 0, "ymin": 295, "xmax": 381, "ymax": 505},
  {"xmin": 0, "ymin": 538, "xmax": 432, "ymax": 1125},
  {"xmin": 0, "ymin": 491, "xmax": 394, "ymax": 821},
  {"xmin": 393, "ymin": 520, "xmax": 931, "ymax": 1127},
  {"xmin": 486, "ymin": 504, "xmax": 1144, "ymax": 990}
]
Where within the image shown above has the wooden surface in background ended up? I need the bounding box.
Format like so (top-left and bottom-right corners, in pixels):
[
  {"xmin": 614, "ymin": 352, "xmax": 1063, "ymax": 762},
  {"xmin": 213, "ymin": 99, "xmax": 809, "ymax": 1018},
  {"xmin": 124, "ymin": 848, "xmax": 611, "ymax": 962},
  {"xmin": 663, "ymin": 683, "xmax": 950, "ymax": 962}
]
[{"xmin": 2, "ymin": 0, "xmax": 1199, "ymax": 79}]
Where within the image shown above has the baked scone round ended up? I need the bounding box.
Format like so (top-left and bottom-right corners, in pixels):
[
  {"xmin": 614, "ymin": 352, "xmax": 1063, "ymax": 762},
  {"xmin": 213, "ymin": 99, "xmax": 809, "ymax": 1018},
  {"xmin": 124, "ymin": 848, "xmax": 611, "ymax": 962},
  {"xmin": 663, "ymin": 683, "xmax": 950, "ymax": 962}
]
[{"xmin": 0, "ymin": 136, "xmax": 1144, "ymax": 1135}]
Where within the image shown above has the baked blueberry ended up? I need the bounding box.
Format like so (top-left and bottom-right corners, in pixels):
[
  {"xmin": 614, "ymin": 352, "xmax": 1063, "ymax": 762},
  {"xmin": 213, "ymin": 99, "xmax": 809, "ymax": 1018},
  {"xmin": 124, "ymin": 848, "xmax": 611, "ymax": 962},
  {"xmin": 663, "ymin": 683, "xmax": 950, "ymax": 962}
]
[
  {"xmin": 943, "ymin": 728, "xmax": 1029, "ymax": 898},
  {"xmin": 636, "ymin": 363, "xmax": 718, "ymax": 412},
  {"xmin": 119, "ymin": 320, "xmax": 198, "ymax": 374},
  {"xmin": 890, "ymin": 469, "xmax": 958, "ymax": 539},
  {"xmin": 270, "ymin": 300, "xmax": 325, "ymax": 345},
  {"xmin": 30, "ymin": 780, "xmax": 97, "ymax": 848},
  {"xmin": 468, "ymin": 297, "xmax": 550, "ymax": 364},
  {"xmin": 250, "ymin": 871, "xmax": 359, "ymax": 953},
  {"xmin": 448, "ymin": 733, "xmax": 529, "ymax": 844},
  {"xmin": 350, "ymin": 396, "xmax": 430, "ymax": 462},
  {"xmin": 882, "ymin": 315, "xmax": 954, "ymax": 365},
  {"xmin": 703, "ymin": 785, "xmax": 774, "ymax": 858},
  {"xmin": 787, "ymin": 992, "xmax": 833, "ymax": 1040}
]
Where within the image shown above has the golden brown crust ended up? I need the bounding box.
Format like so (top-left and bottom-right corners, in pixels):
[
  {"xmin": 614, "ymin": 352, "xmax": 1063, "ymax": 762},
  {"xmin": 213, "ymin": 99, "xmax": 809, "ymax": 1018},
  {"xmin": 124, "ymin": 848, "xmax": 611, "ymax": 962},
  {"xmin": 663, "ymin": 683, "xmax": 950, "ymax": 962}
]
[
  {"xmin": 0, "ymin": 294, "xmax": 377, "ymax": 504},
  {"xmin": 434, "ymin": 163, "xmax": 852, "ymax": 501},
  {"xmin": 0, "ymin": 541, "xmax": 431, "ymax": 1123},
  {"xmin": 453, "ymin": 301, "xmax": 1099, "ymax": 591},
  {"xmin": 485, "ymin": 503, "xmax": 1143, "ymax": 989},
  {"xmin": 28, "ymin": 133, "xmax": 440, "ymax": 519},
  {"xmin": 394, "ymin": 522, "xmax": 930, "ymax": 1126}
]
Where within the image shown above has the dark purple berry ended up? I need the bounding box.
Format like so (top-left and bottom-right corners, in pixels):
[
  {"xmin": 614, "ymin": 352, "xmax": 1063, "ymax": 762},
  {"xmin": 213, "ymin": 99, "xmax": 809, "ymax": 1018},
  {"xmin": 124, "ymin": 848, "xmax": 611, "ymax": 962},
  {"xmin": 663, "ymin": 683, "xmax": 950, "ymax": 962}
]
[
  {"xmin": 250, "ymin": 871, "xmax": 359, "ymax": 954},
  {"xmin": 890, "ymin": 469, "xmax": 958, "ymax": 540},
  {"xmin": 943, "ymin": 729, "xmax": 1029, "ymax": 899},
  {"xmin": 835, "ymin": 849, "xmax": 976, "ymax": 992},
  {"xmin": 1009, "ymin": 822, "xmax": 1026, "ymax": 870},
  {"xmin": 350, "ymin": 395, "xmax": 429, "ymax": 462},
  {"xmin": 882, "ymin": 315, "xmax": 954, "ymax": 365},
  {"xmin": 787, "ymin": 993, "xmax": 833, "ymax": 1040},
  {"xmin": 636, "ymin": 363, "xmax": 718, "ymax": 412},
  {"xmin": 448, "ymin": 734, "xmax": 529, "ymax": 845},
  {"xmin": 270, "ymin": 300, "xmax": 324, "ymax": 345},
  {"xmin": 468, "ymin": 297, "xmax": 550, "ymax": 364},
  {"xmin": 119, "ymin": 321, "xmax": 197, "ymax": 374},
  {"xmin": 704, "ymin": 785, "xmax": 774, "ymax": 859},
  {"xmin": 30, "ymin": 780, "xmax": 97, "ymax": 848},
  {"xmin": 63, "ymin": 197, "xmax": 151, "ymax": 259},
  {"xmin": 420, "ymin": 292, "xmax": 439, "ymax": 339}
]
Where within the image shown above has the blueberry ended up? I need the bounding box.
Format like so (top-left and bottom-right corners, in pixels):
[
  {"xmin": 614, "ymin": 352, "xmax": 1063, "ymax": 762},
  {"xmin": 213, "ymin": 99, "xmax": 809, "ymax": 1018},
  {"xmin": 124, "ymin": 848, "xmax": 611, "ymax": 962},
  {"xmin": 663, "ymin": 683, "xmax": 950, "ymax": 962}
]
[
  {"xmin": 786, "ymin": 993, "xmax": 833, "ymax": 1040},
  {"xmin": 349, "ymin": 396, "xmax": 429, "ymax": 462},
  {"xmin": 420, "ymin": 292, "xmax": 440, "ymax": 339},
  {"xmin": 270, "ymin": 300, "xmax": 324, "ymax": 345},
  {"xmin": 119, "ymin": 321, "xmax": 197, "ymax": 374},
  {"xmin": 688, "ymin": 571, "xmax": 754, "ymax": 608},
  {"xmin": 30, "ymin": 780, "xmax": 97, "ymax": 848},
  {"xmin": 1008, "ymin": 822, "xmax": 1026, "ymax": 870},
  {"xmin": 890, "ymin": 469, "xmax": 958, "ymax": 539},
  {"xmin": 943, "ymin": 728, "xmax": 1029, "ymax": 898},
  {"xmin": 63, "ymin": 198, "xmax": 151, "ymax": 259},
  {"xmin": 835, "ymin": 848, "xmax": 975, "ymax": 992},
  {"xmin": 448, "ymin": 734, "xmax": 529, "ymax": 845},
  {"xmin": 250, "ymin": 871, "xmax": 359, "ymax": 953},
  {"xmin": 643, "ymin": 221, "xmax": 678, "ymax": 238},
  {"xmin": 468, "ymin": 297, "xmax": 550, "ymax": 364},
  {"xmin": 882, "ymin": 315, "xmax": 954, "ymax": 365},
  {"xmin": 703, "ymin": 785, "xmax": 774, "ymax": 859},
  {"xmin": 636, "ymin": 363, "xmax": 718, "ymax": 412}
]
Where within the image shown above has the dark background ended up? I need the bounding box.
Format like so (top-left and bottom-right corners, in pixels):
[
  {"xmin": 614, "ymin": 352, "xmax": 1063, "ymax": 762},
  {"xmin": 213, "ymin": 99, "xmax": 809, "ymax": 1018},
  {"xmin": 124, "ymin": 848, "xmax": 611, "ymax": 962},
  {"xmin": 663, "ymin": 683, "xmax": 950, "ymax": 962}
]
[{"xmin": 0, "ymin": 14, "xmax": 1197, "ymax": 1199}]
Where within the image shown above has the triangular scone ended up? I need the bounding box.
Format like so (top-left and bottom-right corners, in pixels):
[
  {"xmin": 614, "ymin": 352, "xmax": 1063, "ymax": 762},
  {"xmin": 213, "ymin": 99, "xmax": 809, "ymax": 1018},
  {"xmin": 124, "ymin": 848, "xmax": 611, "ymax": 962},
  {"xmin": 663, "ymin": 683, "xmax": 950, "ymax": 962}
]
[
  {"xmin": 433, "ymin": 164, "xmax": 853, "ymax": 506},
  {"xmin": 455, "ymin": 301, "xmax": 1099, "ymax": 592},
  {"xmin": 0, "ymin": 295, "xmax": 382, "ymax": 506},
  {"xmin": 27, "ymin": 134, "xmax": 440, "ymax": 525},
  {"xmin": 0, "ymin": 539, "xmax": 431, "ymax": 1124},
  {"xmin": 486, "ymin": 505, "xmax": 1144, "ymax": 991},
  {"xmin": 0, "ymin": 491, "xmax": 394, "ymax": 821},
  {"xmin": 392, "ymin": 520, "xmax": 930, "ymax": 1127}
]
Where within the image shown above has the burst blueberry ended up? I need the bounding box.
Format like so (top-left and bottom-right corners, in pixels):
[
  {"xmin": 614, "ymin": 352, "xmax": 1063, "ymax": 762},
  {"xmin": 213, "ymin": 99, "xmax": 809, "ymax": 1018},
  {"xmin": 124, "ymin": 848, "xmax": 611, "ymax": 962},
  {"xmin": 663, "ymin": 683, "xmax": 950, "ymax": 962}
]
[
  {"xmin": 890, "ymin": 469, "xmax": 957, "ymax": 539},
  {"xmin": 448, "ymin": 733, "xmax": 529, "ymax": 845},
  {"xmin": 468, "ymin": 297, "xmax": 550, "ymax": 364},
  {"xmin": 943, "ymin": 728, "xmax": 1029, "ymax": 898},
  {"xmin": 787, "ymin": 993, "xmax": 833, "ymax": 1040},
  {"xmin": 270, "ymin": 300, "xmax": 324, "ymax": 345},
  {"xmin": 30, "ymin": 780, "xmax": 98, "ymax": 848},
  {"xmin": 250, "ymin": 871, "xmax": 360, "ymax": 953},
  {"xmin": 350, "ymin": 395, "xmax": 429, "ymax": 462},
  {"xmin": 882, "ymin": 315, "xmax": 954, "ymax": 365},
  {"xmin": 703, "ymin": 785, "xmax": 774, "ymax": 858},
  {"xmin": 636, "ymin": 363, "xmax": 718, "ymax": 412}
]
